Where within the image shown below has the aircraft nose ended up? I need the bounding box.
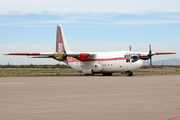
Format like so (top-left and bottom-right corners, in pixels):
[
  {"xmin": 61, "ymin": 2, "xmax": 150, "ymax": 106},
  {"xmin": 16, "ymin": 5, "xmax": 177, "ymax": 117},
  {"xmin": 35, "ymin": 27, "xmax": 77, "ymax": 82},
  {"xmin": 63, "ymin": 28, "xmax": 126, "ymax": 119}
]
[{"xmin": 137, "ymin": 60, "xmax": 143, "ymax": 68}]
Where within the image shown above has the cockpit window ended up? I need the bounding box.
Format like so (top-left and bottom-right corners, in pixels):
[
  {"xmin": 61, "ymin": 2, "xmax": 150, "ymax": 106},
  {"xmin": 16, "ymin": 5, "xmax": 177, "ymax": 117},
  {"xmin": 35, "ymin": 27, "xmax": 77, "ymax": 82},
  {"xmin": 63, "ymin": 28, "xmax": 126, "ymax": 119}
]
[{"xmin": 131, "ymin": 54, "xmax": 139, "ymax": 62}]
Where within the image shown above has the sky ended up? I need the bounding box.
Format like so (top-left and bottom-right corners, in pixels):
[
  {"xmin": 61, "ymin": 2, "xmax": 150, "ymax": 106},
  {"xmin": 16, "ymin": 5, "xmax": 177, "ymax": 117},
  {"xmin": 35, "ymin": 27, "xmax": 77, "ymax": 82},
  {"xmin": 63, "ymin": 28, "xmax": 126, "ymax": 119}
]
[{"xmin": 0, "ymin": 0, "xmax": 180, "ymax": 65}]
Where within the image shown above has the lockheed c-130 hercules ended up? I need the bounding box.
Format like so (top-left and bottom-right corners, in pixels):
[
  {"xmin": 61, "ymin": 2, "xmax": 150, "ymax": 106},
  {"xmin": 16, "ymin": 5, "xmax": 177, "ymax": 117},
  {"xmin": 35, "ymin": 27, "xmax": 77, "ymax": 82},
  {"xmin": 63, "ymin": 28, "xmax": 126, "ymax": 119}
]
[{"xmin": 4, "ymin": 24, "xmax": 176, "ymax": 76}]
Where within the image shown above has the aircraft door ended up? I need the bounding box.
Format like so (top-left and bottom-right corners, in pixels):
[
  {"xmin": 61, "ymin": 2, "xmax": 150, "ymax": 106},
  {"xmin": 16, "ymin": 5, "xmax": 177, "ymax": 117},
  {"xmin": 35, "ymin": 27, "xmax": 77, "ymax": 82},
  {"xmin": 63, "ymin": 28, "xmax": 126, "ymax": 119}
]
[
  {"xmin": 76, "ymin": 62, "xmax": 82, "ymax": 72},
  {"xmin": 93, "ymin": 61, "xmax": 103, "ymax": 72}
]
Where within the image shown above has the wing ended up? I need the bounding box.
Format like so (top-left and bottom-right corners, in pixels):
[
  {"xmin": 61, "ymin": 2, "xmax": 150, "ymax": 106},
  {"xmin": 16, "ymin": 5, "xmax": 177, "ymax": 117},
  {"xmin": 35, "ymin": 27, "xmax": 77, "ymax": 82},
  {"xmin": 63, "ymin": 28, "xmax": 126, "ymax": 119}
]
[
  {"xmin": 4, "ymin": 52, "xmax": 96, "ymax": 62},
  {"xmin": 4, "ymin": 52, "xmax": 57, "ymax": 58},
  {"xmin": 66, "ymin": 52, "xmax": 96, "ymax": 62},
  {"xmin": 132, "ymin": 52, "xmax": 176, "ymax": 60},
  {"xmin": 132, "ymin": 51, "xmax": 176, "ymax": 66}
]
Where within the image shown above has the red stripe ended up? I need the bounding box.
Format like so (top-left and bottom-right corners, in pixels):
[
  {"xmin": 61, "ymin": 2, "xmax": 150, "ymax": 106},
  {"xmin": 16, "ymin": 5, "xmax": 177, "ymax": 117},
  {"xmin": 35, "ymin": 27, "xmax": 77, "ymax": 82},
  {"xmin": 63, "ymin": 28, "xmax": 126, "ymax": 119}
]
[
  {"xmin": 139, "ymin": 56, "xmax": 149, "ymax": 59},
  {"xmin": 90, "ymin": 57, "xmax": 128, "ymax": 61},
  {"xmin": 8, "ymin": 53, "xmax": 40, "ymax": 55},
  {"xmin": 66, "ymin": 57, "xmax": 129, "ymax": 62}
]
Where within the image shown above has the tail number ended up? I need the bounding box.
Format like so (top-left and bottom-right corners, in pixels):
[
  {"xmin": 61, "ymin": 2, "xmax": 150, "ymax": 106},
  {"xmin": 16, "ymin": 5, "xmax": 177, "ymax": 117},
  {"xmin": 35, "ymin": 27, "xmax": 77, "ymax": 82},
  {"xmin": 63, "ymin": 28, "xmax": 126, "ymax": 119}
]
[{"xmin": 58, "ymin": 43, "xmax": 63, "ymax": 52}]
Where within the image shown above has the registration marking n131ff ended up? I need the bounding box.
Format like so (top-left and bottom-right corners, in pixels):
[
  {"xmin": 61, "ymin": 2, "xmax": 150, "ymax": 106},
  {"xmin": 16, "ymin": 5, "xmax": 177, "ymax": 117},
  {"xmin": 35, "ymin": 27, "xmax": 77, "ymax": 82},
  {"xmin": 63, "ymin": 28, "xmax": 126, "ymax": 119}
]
[{"xmin": 59, "ymin": 43, "xmax": 63, "ymax": 52}]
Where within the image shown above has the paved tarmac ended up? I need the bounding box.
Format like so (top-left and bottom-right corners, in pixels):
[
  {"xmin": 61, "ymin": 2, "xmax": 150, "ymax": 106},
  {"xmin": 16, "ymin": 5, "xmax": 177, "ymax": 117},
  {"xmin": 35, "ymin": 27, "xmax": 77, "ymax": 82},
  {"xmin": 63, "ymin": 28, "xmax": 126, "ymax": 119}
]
[{"xmin": 0, "ymin": 75, "xmax": 180, "ymax": 120}]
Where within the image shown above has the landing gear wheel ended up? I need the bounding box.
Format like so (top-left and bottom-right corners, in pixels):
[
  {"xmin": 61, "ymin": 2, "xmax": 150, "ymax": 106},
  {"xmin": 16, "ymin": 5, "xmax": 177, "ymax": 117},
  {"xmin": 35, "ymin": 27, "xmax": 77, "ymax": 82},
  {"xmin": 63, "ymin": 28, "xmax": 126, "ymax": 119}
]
[
  {"xmin": 126, "ymin": 71, "xmax": 133, "ymax": 76},
  {"xmin": 85, "ymin": 73, "xmax": 94, "ymax": 76},
  {"xmin": 102, "ymin": 73, "xmax": 112, "ymax": 76}
]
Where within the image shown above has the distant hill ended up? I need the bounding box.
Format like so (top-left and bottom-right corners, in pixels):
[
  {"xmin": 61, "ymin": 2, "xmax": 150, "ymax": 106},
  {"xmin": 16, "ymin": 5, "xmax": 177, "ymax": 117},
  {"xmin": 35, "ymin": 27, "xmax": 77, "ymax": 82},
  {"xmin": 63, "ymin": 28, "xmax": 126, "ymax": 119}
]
[{"xmin": 143, "ymin": 58, "xmax": 180, "ymax": 65}]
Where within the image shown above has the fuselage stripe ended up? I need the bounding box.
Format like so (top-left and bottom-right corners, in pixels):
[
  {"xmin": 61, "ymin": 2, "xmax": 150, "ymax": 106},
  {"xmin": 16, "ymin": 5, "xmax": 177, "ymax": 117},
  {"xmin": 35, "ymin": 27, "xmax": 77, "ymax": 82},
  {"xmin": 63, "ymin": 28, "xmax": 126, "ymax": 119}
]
[{"xmin": 65, "ymin": 57, "xmax": 131, "ymax": 63}]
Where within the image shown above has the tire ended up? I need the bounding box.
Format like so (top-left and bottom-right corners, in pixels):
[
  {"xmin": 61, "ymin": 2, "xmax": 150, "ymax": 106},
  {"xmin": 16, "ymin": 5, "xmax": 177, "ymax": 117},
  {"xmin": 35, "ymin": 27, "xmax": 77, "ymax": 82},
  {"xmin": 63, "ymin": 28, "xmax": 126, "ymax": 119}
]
[
  {"xmin": 102, "ymin": 73, "xmax": 112, "ymax": 76},
  {"xmin": 126, "ymin": 71, "xmax": 133, "ymax": 76}
]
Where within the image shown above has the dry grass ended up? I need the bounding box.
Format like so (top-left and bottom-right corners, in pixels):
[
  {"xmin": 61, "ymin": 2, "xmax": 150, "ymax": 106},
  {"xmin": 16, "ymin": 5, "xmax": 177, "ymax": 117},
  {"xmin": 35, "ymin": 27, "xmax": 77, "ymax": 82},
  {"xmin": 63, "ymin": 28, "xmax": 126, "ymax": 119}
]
[{"xmin": 0, "ymin": 68, "xmax": 80, "ymax": 77}]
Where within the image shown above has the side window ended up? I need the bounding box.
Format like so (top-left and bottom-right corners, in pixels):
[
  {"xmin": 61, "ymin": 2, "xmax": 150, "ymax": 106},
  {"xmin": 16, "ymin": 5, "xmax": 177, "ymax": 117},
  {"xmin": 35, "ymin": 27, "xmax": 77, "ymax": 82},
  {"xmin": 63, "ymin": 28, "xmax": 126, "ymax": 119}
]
[
  {"xmin": 125, "ymin": 53, "xmax": 131, "ymax": 63},
  {"xmin": 126, "ymin": 59, "xmax": 130, "ymax": 62}
]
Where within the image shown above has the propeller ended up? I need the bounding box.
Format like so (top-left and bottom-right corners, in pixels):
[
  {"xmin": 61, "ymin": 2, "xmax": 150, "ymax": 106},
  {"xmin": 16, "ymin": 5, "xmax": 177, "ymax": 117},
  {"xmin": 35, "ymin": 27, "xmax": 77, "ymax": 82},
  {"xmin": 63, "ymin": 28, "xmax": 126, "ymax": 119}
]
[
  {"xmin": 63, "ymin": 51, "xmax": 68, "ymax": 58},
  {"xmin": 147, "ymin": 45, "xmax": 153, "ymax": 65},
  {"xmin": 54, "ymin": 52, "xmax": 68, "ymax": 61},
  {"xmin": 129, "ymin": 45, "xmax": 132, "ymax": 51}
]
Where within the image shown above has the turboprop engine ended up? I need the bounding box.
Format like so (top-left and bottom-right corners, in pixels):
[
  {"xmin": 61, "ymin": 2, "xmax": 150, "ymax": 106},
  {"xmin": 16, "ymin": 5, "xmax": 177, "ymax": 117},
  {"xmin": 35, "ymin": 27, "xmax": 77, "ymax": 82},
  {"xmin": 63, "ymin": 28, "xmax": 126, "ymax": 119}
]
[
  {"xmin": 54, "ymin": 52, "xmax": 66, "ymax": 61},
  {"xmin": 78, "ymin": 53, "xmax": 90, "ymax": 62}
]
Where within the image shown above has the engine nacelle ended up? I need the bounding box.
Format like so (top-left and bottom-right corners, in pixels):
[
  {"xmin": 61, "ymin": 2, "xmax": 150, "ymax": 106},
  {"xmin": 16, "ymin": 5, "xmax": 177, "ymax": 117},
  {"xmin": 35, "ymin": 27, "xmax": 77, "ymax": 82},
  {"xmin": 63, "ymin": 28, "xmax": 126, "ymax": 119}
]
[
  {"xmin": 54, "ymin": 52, "xmax": 65, "ymax": 61},
  {"xmin": 139, "ymin": 56, "xmax": 150, "ymax": 60},
  {"xmin": 78, "ymin": 53, "xmax": 90, "ymax": 62}
]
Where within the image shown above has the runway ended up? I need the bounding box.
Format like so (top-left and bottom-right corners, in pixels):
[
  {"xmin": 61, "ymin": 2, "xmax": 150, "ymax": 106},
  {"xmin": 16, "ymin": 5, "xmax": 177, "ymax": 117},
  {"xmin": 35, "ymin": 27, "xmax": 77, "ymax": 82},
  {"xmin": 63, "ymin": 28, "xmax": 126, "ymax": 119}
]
[{"xmin": 0, "ymin": 75, "xmax": 180, "ymax": 120}]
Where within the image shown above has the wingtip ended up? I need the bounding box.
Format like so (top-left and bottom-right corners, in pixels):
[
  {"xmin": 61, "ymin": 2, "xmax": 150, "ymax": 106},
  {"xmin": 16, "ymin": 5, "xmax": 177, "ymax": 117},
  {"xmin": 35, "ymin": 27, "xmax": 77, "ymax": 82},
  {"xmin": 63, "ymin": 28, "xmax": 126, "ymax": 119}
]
[
  {"xmin": 3, "ymin": 53, "xmax": 41, "ymax": 55},
  {"xmin": 3, "ymin": 53, "xmax": 9, "ymax": 55}
]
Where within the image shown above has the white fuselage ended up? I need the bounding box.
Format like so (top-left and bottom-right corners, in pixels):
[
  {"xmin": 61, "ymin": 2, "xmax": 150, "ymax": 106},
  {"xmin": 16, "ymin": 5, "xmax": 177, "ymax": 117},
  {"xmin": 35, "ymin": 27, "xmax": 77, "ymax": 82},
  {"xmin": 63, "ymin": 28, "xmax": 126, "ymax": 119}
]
[{"xmin": 66, "ymin": 51, "xmax": 143, "ymax": 74}]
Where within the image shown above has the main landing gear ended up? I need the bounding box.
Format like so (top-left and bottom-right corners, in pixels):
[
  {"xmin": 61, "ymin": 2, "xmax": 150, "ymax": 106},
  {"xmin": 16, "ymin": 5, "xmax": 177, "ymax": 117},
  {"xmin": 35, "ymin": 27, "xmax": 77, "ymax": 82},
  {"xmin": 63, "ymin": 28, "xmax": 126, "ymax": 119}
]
[
  {"xmin": 102, "ymin": 73, "xmax": 112, "ymax": 76},
  {"xmin": 126, "ymin": 71, "xmax": 133, "ymax": 76}
]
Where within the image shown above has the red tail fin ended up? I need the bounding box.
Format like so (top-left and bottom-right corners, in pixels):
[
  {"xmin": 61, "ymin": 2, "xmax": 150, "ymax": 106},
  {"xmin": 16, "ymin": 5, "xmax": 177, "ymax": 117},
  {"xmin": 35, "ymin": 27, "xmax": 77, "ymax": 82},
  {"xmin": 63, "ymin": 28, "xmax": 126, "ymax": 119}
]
[
  {"xmin": 56, "ymin": 24, "xmax": 70, "ymax": 53},
  {"xmin": 56, "ymin": 25, "xmax": 64, "ymax": 52}
]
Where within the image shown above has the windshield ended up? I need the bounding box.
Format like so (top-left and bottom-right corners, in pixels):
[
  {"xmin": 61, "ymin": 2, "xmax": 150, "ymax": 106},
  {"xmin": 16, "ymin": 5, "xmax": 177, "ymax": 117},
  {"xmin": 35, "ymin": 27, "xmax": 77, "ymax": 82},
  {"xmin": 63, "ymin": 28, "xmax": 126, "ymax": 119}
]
[{"xmin": 131, "ymin": 54, "xmax": 139, "ymax": 62}]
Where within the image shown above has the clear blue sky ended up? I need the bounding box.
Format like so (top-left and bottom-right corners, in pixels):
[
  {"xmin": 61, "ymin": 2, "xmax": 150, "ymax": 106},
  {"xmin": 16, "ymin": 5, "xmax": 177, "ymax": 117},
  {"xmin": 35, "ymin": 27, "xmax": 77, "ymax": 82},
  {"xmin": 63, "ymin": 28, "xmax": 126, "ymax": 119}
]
[{"xmin": 0, "ymin": 0, "xmax": 180, "ymax": 64}]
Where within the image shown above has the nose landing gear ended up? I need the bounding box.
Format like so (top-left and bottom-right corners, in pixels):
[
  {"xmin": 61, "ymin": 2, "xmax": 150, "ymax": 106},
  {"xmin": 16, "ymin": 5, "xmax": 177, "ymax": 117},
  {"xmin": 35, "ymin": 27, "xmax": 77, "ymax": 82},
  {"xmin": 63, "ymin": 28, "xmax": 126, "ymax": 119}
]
[{"xmin": 126, "ymin": 71, "xmax": 133, "ymax": 76}]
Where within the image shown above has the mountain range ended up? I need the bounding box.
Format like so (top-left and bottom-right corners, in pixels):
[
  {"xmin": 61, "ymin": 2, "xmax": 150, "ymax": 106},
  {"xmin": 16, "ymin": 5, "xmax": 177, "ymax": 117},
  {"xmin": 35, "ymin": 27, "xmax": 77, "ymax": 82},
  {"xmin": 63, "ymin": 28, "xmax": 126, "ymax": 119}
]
[{"xmin": 143, "ymin": 58, "xmax": 180, "ymax": 65}]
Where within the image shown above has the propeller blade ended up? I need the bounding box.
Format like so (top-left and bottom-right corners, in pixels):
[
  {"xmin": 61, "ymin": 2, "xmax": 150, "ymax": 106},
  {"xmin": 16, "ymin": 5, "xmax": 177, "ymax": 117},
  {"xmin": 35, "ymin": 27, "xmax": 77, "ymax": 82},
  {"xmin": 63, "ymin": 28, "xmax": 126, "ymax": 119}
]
[
  {"xmin": 148, "ymin": 45, "xmax": 153, "ymax": 65},
  {"xmin": 63, "ymin": 53, "xmax": 68, "ymax": 58},
  {"xmin": 150, "ymin": 58, "xmax": 152, "ymax": 66},
  {"xmin": 129, "ymin": 45, "xmax": 132, "ymax": 51}
]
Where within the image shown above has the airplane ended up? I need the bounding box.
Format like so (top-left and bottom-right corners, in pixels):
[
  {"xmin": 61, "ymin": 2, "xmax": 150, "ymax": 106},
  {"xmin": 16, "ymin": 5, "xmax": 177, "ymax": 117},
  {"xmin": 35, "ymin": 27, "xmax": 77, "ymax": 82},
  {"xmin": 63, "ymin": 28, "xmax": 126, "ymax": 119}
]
[{"xmin": 4, "ymin": 24, "xmax": 176, "ymax": 76}]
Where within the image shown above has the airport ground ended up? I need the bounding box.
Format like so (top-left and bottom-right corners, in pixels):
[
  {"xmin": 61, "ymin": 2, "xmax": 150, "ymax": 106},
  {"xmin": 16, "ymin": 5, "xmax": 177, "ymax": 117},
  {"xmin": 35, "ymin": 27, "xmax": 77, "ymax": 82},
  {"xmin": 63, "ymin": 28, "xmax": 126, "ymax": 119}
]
[
  {"xmin": 0, "ymin": 75, "xmax": 180, "ymax": 120},
  {"xmin": 0, "ymin": 67, "xmax": 180, "ymax": 77}
]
